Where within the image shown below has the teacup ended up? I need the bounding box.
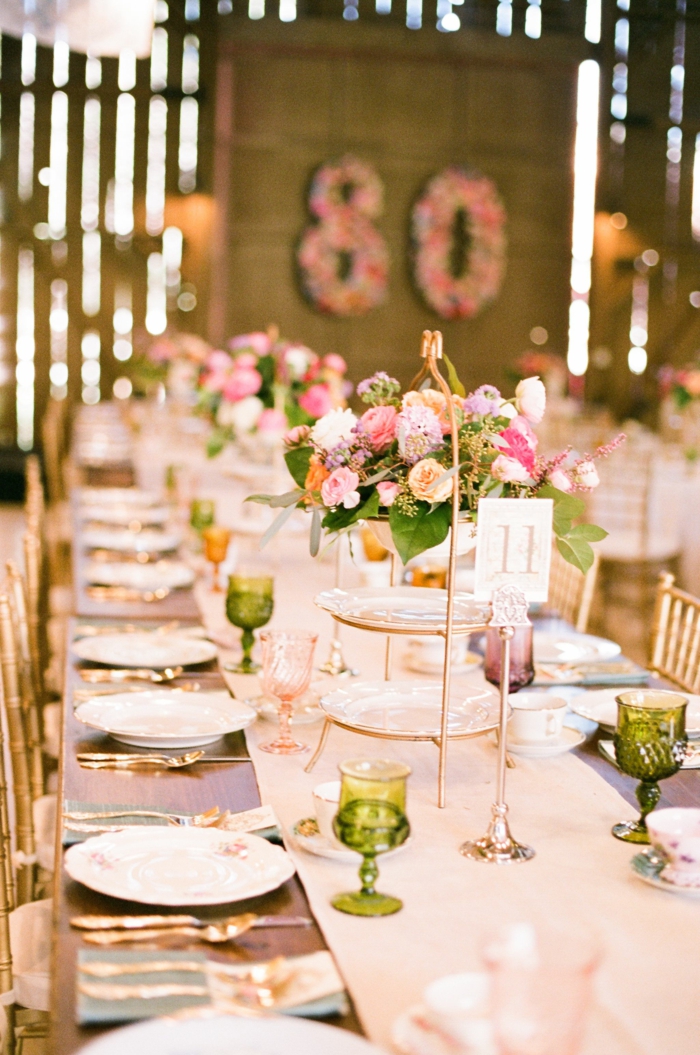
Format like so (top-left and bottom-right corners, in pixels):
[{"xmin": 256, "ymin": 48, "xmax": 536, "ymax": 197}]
[
  {"xmin": 423, "ymin": 972, "xmax": 493, "ymax": 1050},
  {"xmin": 312, "ymin": 780, "xmax": 343, "ymax": 849},
  {"xmin": 508, "ymin": 693, "xmax": 567, "ymax": 745},
  {"xmin": 647, "ymin": 807, "xmax": 700, "ymax": 887},
  {"xmin": 407, "ymin": 637, "xmax": 467, "ymax": 669}
]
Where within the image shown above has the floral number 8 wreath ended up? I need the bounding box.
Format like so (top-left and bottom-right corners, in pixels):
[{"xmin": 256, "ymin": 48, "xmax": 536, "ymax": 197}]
[
  {"xmin": 411, "ymin": 167, "xmax": 507, "ymax": 321},
  {"xmin": 297, "ymin": 155, "xmax": 389, "ymax": 317}
]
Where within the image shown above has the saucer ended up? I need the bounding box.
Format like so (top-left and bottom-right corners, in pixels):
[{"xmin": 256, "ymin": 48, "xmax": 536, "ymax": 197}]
[
  {"xmin": 504, "ymin": 725, "xmax": 586, "ymax": 759},
  {"xmin": 291, "ymin": 818, "xmax": 411, "ymax": 863},
  {"xmin": 631, "ymin": 848, "xmax": 700, "ymax": 897},
  {"xmin": 392, "ymin": 1004, "xmax": 495, "ymax": 1055}
]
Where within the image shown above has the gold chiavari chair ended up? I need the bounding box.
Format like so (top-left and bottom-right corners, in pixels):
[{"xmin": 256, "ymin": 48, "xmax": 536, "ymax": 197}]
[
  {"xmin": 649, "ymin": 572, "xmax": 700, "ymax": 692},
  {"xmin": 4, "ymin": 567, "xmax": 43, "ymax": 805},
  {"xmin": 546, "ymin": 543, "xmax": 600, "ymax": 634}
]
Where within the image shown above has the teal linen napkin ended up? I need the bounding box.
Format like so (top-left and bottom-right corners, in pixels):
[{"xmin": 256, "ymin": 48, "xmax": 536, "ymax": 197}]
[
  {"xmin": 76, "ymin": 949, "xmax": 348, "ymax": 1025},
  {"xmin": 533, "ymin": 658, "xmax": 650, "ymax": 687}
]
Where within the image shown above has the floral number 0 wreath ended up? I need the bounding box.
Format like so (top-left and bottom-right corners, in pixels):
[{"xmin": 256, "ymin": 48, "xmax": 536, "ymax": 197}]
[
  {"xmin": 411, "ymin": 167, "xmax": 507, "ymax": 321},
  {"xmin": 297, "ymin": 155, "xmax": 389, "ymax": 317}
]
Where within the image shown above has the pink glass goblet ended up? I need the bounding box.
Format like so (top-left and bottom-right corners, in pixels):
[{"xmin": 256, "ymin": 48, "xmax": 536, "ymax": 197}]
[{"xmin": 259, "ymin": 631, "xmax": 318, "ymax": 755}]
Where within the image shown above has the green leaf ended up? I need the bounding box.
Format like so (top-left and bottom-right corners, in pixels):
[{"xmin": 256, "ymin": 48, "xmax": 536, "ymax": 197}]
[
  {"xmin": 206, "ymin": 430, "xmax": 226, "ymax": 458},
  {"xmin": 269, "ymin": 490, "xmax": 304, "ymax": 509},
  {"xmin": 245, "ymin": 493, "xmax": 273, "ymax": 506},
  {"xmin": 310, "ymin": 509, "xmax": 322, "ymax": 557},
  {"xmin": 284, "ymin": 446, "xmax": 313, "ymax": 488},
  {"xmin": 442, "ymin": 353, "xmax": 466, "ymax": 398},
  {"xmin": 259, "ymin": 504, "xmax": 297, "ymax": 549},
  {"xmin": 556, "ymin": 535, "xmax": 595, "ymax": 575},
  {"xmin": 388, "ymin": 502, "xmax": 451, "ymax": 564},
  {"xmin": 537, "ymin": 484, "xmax": 585, "ymax": 537},
  {"xmin": 567, "ymin": 523, "xmax": 608, "ymax": 542},
  {"xmin": 321, "ymin": 491, "xmax": 380, "ymax": 533}
]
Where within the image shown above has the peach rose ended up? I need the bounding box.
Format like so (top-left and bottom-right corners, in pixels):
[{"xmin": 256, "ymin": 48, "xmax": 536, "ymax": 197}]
[
  {"xmin": 403, "ymin": 390, "xmax": 462, "ymax": 434},
  {"xmin": 407, "ymin": 458, "xmax": 453, "ymax": 503}
]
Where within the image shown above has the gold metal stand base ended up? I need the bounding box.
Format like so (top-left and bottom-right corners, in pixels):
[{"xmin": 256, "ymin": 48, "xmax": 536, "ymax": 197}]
[
  {"xmin": 459, "ymin": 804, "xmax": 535, "ymax": 864},
  {"xmin": 317, "ymin": 639, "xmax": 359, "ymax": 677}
]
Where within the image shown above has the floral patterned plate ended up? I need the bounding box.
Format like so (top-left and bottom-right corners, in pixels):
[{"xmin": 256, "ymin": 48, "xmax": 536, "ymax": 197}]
[{"xmin": 64, "ymin": 828, "xmax": 295, "ymax": 905}]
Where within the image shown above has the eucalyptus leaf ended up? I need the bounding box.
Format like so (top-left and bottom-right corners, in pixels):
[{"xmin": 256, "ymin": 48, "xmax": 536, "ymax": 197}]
[
  {"xmin": 388, "ymin": 502, "xmax": 451, "ymax": 564},
  {"xmin": 310, "ymin": 509, "xmax": 322, "ymax": 556},
  {"xmin": 259, "ymin": 503, "xmax": 297, "ymax": 549},
  {"xmin": 269, "ymin": 490, "xmax": 304, "ymax": 508},
  {"xmin": 556, "ymin": 535, "xmax": 595, "ymax": 575},
  {"xmin": 362, "ymin": 467, "xmax": 393, "ymax": 487},
  {"xmin": 245, "ymin": 493, "xmax": 273, "ymax": 506},
  {"xmin": 443, "ymin": 353, "xmax": 466, "ymax": 398},
  {"xmin": 431, "ymin": 463, "xmax": 465, "ymax": 489}
]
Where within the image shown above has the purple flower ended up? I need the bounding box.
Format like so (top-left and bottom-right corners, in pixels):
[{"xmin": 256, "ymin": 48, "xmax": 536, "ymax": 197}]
[
  {"xmin": 395, "ymin": 405, "xmax": 443, "ymax": 465},
  {"xmin": 463, "ymin": 384, "xmax": 502, "ymax": 417},
  {"xmin": 356, "ymin": 371, "xmax": 401, "ymax": 406}
]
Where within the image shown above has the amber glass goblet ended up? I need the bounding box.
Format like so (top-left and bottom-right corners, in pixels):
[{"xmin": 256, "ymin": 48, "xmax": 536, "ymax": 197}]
[
  {"xmin": 259, "ymin": 630, "xmax": 318, "ymax": 754},
  {"xmin": 612, "ymin": 689, "xmax": 688, "ymax": 843},
  {"xmin": 202, "ymin": 526, "xmax": 231, "ymax": 592}
]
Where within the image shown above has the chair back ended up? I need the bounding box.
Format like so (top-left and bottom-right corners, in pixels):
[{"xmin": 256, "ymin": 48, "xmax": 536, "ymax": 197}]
[
  {"xmin": 649, "ymin": 572, "xmax": 700, "ymax": 693},
  {"xmin": 0, "ymin": 594, "xmax": 36, "ymax": 906},
  {"xmin": 5, "ymin": 564, "xmax": 44, "ymax": 804},
  {"xmin": 20, "ymin": 535, "xmax": 47, "ymax": 709},
  {"xmin": 40, "ymin": 400, "xmax": 68, "ymax": 506},
  {"xmin": 547, "ymin": 544, "xmax": 600, "ymax": 633}
]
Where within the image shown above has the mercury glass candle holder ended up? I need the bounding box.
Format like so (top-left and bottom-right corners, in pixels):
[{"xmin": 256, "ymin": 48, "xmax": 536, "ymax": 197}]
[
  {"xmin": 332, "ymin": 758, "xmax": 411, "ymax": 917},
  {"xmin": 612, "ymin": 689, "xmax": 688, "ymax": 843}
]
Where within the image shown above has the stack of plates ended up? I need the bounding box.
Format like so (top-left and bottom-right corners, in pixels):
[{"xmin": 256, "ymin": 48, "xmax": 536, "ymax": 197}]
[
  {"xmin": 72, "ymin": 633, "xmax": 218, "ymax": 669},
  {"xmin": 315, "ymin": 587, "xmax": 489, "ymax": 634},
  {"xmin": 82, "ymin": 528, "xmax": 181, "ymax": 553},
  {"xmin": 85, "ymin": 561, "xmax": 195, "ymax": 592}
]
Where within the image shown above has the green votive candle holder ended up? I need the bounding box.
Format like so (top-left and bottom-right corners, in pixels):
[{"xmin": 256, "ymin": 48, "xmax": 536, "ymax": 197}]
[
  {"xmin": 332, "ymin": 759, "xmax": 411, "ymax": 917},
  {"xmin": 612, "ymin": 689, "xmax": 688, "ymax": 844}
]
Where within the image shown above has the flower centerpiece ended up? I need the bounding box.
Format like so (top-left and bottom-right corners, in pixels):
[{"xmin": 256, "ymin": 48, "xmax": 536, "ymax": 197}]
[
  {"xmin": 658, "ymin": 364, "xmax": 700, "ymax": 458},
  {"xmin": 249, "ymin": 365, "xmax": 625, "ymax": 571},
  {"xmin": 510, "ymin": 351, "xmax": 568, "ymax": 399},
  {"xmin": 196, "ymin": 329, "xmax": 352, "ymax": 457},
  {"xmin": 131, "ymin": 332, "xmax": 212, "ymax": 398}
]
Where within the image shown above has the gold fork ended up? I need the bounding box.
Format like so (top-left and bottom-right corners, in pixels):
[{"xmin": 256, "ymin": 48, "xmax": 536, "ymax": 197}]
[
  {"xmin": 63, "ymin": 806, "xmax": 221, "ymax": 828},
  {"xmin": 77, "ymin": 751, "xmax": 204, "ymax": 770}
]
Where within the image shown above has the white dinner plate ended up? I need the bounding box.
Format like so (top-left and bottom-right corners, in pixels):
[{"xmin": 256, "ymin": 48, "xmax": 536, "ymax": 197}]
[
  {"xmin": 570, "ymin": 688, "xmax": 700, "ymax": 735},
  {"xmin": 85, "ymin": 560, "xmax": 195, "ymax": 591},
  {"xmin": 320, "ymin": 680, "xmax": 500, "ymax": 739},
  {"xmin": 64, "ymin": 827, "xmax": 296, "ymax": 906},
  {"xmin": 79, "ymin": 488, "xmax": 160, "ymax": 506},
  {"xmin": 81, "ymin": 505, "xmax": 170, "ymax": 526},
  {"xmin": 77, "ymin": 1013, "xmax": 384, "ymax": 1055},
  {"xmin": 72, "ymin": 633, "xmax": 218, "ymax": 669},
  {"xmin": 534, "ymin": 631, "xmax": 621, "ymax": 664},
  {"xmin": 314, "ymin": 587, "xmax": 489, "ymax": 634},
  {"xmin": 82, "ymin": 528, "xmax": 181, "ymax": 553},
  {"xmin": 74, "ymin": 690, "xmax": 256, "ymax": 747}
]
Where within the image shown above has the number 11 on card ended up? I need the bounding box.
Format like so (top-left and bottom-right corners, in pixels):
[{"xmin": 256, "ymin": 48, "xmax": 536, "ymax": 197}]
[{"xmin": 473, "ymin": 498, "xmax": 553, "ymax": 603}]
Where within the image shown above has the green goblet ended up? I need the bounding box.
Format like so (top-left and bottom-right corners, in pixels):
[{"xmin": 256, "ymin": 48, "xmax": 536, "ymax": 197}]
[
  {"xmin": 190, "ymin": 498, "xmax": 216, "ymax": 535},
  {"xmin": 332, "ymin": 759, "xmax": 411, "ymax": 917},
  {"xmin": 612, "ymin": 689, "xmax": 688, "ymax": 843},
  {"xmin": 225, "ymin": 573, "xmax": 274, "ymax": 673}
]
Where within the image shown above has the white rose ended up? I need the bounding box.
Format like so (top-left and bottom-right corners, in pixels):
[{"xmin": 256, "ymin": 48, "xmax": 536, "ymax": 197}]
[
  {"xmin": 573, "ymin": 460, "xmax": 600, "ymax": 489},
  {"xmin": 515, "ymin": 377, "xmax": 547, "ymax": 424},
  {"xmin": 284, "ymin": 346, "xmax": 313, "ymax": 380},
  {"xmin": 498, "ymin": 401, "xmax": 518, "ymax": 419},
  {"xmin": 491, "ymin": 455, "xmax": 530, "ymax": 484},
  {"xmin": 309, "ymin": 407, "xmax": 358, "ymax": 451},
  {"xmin": 219, "ymin": 395, "xmax": 263, "ymax": 433}
]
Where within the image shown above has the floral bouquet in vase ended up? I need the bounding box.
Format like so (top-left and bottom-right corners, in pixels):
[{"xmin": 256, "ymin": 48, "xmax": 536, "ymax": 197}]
[
  {"xmin": 196, "ymin": 328, "xmax": 352, "ymax": 457},
  {"xmin": 131, "ymin": 332, "xmax": 213, "ymax": 399},
  {"xmin": 249, "ymin": 364, "xmax": 624, "ymax": 570}
]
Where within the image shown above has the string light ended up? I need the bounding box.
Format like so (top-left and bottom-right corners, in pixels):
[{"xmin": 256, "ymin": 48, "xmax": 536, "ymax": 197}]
[
  {"xmin": 178, "ymin": 97, "xmax": 198, "ymax": 193},
  {"xmin": 21, "ymin": 33, "xmax": 36, "ymax": 86},
  {"xmin": 406, "ymin": 0, "xmax": 422, "ymax": 28},
  {"xmin": 628, "ymin": 272, "xmax": 649, "ymax": 375},
  {"xmin": 525, "ymin": 0, "xmax": 542, "ymax": 40},
  {"xmin": 567, "ymin": 59, "xmax": 600, "ymax": 377},
  {"xmin": 151, "ymin": 28, "xmax": 168, "ymax": 92},
  {"xmin": 692, "ymin": 135, "xmax": 700, "ymax": 241},
  {"xmin": 146, "ymin": 96, "xmax": 168, "ymax": 236},
  {"xmin": 82, "ymin": 232, "xmax": 101, "ymax": 316},
  {"xmin": 376, "ymin": 0, "xmax": 391, "ymax": 12},
  {"xmin": 85, "ymin": 56, "xmax": 102, "ymax": 89},
  {"xmin": 496, "ymin": 0, "xmax": 512, "ymax": 36},
  {"xmin": 49, "ymin": 279, "xmax": 69, "ymax": 400},
  {"xmin": 182, "ymin": 35, "xmax": 199, "ymax": 94},
  {"xmin": 114, "ymin": 93, "xmax": 136, "ymax": 237},
  {"xmin": 146, "ymin": 253, "xmax": 168, "ymax": 335},
  {"xmin": 15, "ymin": 248, "xmax": 34, "ymax": 451},
  {"xmin": 53, "ymin": 39, "xmax": 69, "ymax": 87},
  {"xmin": 163, "ymin": 226, "xmax": 183, "ymax": 303},
  {"xmin": 48, "ymin": 91, "xmax": 69, "ymax": 239},
  {"xmin": 81, "ymin": 97, "xmax": 101, "ymax": 232},
  {"xmin": 118, "ymin": 49, "xmax": 137, "ymax": 92},
  {"xmin": 279, "ymin": 0, "xmax": 297, "ymax": 21},
  {"xmin": 584, "ymin": 0, "xmax": 601, "ymax": 44},
  {"xmin": 113, "ymin": 285, "xmax": 133, "ymax": 362},
  {"xmin": 249, "ymin": 0, "xmax": 265, "ymax": 19},
  {"xmin": 18, "ymin": 92, "xmax": 35, "ymax": 202},
  {"xmin": 81, "ymin": 331, "xmax": 101, "ymax": 404}
]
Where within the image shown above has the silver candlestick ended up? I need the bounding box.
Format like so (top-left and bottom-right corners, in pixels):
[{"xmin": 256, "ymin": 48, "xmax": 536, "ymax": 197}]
[
  {"xmin": 318, "ymin": 533, "xmax": 359, "ymax": 677},
  {"xmin": 459, "ymin": 584, "xmax": 535, "ymax": 863}
]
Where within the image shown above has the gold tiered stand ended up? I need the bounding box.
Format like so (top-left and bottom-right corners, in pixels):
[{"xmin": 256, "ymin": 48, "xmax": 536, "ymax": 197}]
[{"xmin": 307, "ymin": 331, "xmax": 492, "ymax": 808}]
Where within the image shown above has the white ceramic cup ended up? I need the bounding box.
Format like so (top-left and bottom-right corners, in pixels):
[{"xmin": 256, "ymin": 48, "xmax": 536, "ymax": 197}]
[
  {"xmin": 647, "ymin": 807, "xmax": 700, "ymax": 886},
  {"xmin": 407, "ymin": 637, "xmax": 467, "ymax": 667},
  {"xmin": 508, "ymin": 693, "xmax": 567, "ymax": 745},
  {"xmin": 312, "ymin": 780, "xmax": 343, "ymax": 849},
  {"xmin": 423, "ymin": 972, "xmax": 493, "ymax": 1050}
]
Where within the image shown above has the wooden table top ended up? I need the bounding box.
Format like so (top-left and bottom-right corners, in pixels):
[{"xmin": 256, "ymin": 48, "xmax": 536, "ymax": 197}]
[{"xmin": 51, "ymin": 620, "xmax": 362, "ymax": 1053}]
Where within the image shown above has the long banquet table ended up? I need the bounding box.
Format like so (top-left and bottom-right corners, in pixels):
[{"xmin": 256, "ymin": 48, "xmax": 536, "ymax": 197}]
[{"xmin": 52, "ymin": 438, "xmax": 700, "ymax": 1055}]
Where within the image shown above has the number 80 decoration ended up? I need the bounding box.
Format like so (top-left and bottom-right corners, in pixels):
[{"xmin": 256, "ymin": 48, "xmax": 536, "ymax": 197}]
[
  {"xmin": 296, "ymin": 155, "xmax": 389, "ymax": 317},
  {"xmin": 412, "ymin": 167, "xmax": 507, "ymax": 320}
]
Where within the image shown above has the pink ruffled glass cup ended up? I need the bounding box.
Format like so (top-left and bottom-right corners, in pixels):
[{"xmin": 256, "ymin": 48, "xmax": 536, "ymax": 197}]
[{"xmin": 259, "ymin": 631, "xmax": 318, "ymax": 755}]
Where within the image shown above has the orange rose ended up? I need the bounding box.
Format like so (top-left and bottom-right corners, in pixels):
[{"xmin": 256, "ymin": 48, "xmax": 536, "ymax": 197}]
[
  {"xmin": 403, "ymin": 390, "xmax": 463, "ymax": 434},
  {"xmin": 304, "ymin": 456, "xmax": 330, "ymax": 502}
]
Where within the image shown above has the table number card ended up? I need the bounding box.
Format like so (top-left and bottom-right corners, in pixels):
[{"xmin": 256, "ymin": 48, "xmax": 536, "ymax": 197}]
[{"xmin": 473, "ymin": 498, "xmax": 553, "ymax": 602}]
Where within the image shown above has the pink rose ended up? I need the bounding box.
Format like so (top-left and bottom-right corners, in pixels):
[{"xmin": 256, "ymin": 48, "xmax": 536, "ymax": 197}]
[
  {"xmin": 321, "ymin": 467, "xmax": 361, "ymax": 509},
  {"xmin": 509, "ymin": 415, "xmax": 538, "ymax": 451},
  {"xmin": 515, "ymin": 377, "xmax": 547, "ymax": 424},
  {"xmin": 299, "ymin": 383, "xmax": 334, "ymax": 420},
  {"xmin": 377, "ymin": 481, "xmax": 400, "ymax": 507},
  {"xmin": 548, "ymin": 469, "xmax": 572, "ymax": 492},
  {"xmin": 229, "ymin": 332, "xmax": 271, "ymax": 355},
  {"xmin": 222, "ymin": 367, "xmax": 263, "ymax": 402},
  {"xmin": 323, "ymin": 353, "xmax": 347, "ymax": 374},
  {"xmin": 203, "ymin": 370, "xmax": 228, "ymax": 393},
  {"xmin": 573, "ymin": 460, "xmax": 600, "ymax": 489},
  {"xmin": 284, "ymin": 425, "xmax": 311, "ymax": 447},
  {"xmin": 498, "ymin": 427, "xmax": 536, "ymax": 473},
  {"xmin": 257, "ymin": 408, "xmax": 287, "ymax": 432},
  {"xmin": 235, "ymin": 352, "xmax": 258, "ymax": 370},
  {"xmin": 360, "ymin": 405, "xmax": 398, "ymax": 452},
  {"xmin": 492, "ymin": 455, "xmax": 530, "ymax": 484},
  {"xmin": 206, "ymin": 350, "xmax": 232, "ymax": 372}
]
